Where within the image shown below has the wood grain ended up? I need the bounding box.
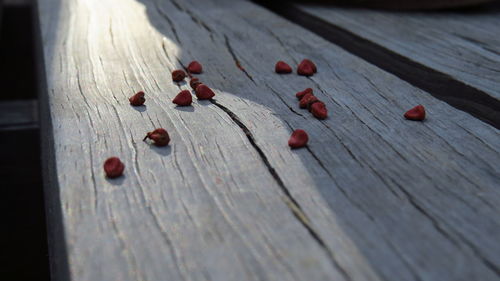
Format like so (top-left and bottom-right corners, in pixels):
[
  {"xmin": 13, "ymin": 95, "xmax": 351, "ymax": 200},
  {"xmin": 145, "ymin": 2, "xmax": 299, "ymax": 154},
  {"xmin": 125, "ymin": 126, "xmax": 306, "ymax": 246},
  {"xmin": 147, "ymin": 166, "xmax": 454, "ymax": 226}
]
[
  {"xmin": 296, "ymin": 4, "xmax": 500, "ymax": 101},
  {"xmin": 36, "ymin": 0, "xmax": 500, "ymax": 280}
]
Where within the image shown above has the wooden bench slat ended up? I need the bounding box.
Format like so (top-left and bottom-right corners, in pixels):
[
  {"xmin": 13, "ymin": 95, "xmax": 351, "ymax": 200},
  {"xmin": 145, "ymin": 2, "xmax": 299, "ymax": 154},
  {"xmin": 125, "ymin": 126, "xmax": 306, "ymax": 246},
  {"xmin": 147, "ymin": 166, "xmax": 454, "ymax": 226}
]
[
  {"xmin": 38, "ymin": 0, "xmax": 344, "ymax": 280},
  {"xmin": 297, "ymin": 4, "xmax": 500, "ymax": 101},
  {"xmin": 37, "ymin": 0, "xmax": 500, "ymax": 280}
]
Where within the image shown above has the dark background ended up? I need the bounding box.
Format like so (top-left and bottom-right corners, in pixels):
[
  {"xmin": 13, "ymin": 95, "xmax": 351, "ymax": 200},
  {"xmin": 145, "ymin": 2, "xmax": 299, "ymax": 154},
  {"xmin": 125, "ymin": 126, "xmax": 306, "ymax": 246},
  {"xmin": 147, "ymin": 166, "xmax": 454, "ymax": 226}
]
[{"xmin": 0, "ymin": 0, "xmax": 51, "ymax": 280}]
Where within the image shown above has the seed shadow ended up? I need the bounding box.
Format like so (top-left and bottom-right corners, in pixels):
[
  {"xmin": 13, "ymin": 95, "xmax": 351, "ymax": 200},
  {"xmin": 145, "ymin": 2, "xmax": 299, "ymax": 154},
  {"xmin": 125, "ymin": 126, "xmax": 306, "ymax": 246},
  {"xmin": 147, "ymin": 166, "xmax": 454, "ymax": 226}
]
[
  {"xmin": 131, "ymin": 105, "xmax": 147, "ymax": 112},
  {"xmin": 174, "ymin": 81, "xmax": 187, "ymax": 87},
  {"xmin": 149, "ymin": 144, "xmax": 172, "ymax": 156},
  {"xmin": 174, "ymin": 105, "xmax": 195, "ymax": 112},
  {"xmin": 196, "ymin": 99, "xmax": 213, "ymax": 106},
  {"xmin": 105, "ymin": 174, "xmax": 127, "ymax": 186}
]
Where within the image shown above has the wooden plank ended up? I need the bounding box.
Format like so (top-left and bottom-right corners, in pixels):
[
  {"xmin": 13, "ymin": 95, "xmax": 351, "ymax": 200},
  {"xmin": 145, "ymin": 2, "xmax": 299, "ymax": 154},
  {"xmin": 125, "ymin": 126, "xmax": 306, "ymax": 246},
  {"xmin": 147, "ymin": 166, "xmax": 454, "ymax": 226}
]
[
  {"xmin": 296, "ymin": 3, "xmax": 500, "ymax": 101},
  {"xmin": 310, "ymin": 0, "xmax": 496, "ymax": 10},
  {"xmin": 0, "ymin": 100, "xmax": 38, "ymax": 130},
  {"xmin": 255, "ymin": 2, "xmax": 500, "ymax": 128},
  {"xmin": 36, "ymin": 1, "xmax": 344, "ymax": 280},
  {"xmin": 36, "ymin": 0, "xmax": 500, "ymax": 280}
]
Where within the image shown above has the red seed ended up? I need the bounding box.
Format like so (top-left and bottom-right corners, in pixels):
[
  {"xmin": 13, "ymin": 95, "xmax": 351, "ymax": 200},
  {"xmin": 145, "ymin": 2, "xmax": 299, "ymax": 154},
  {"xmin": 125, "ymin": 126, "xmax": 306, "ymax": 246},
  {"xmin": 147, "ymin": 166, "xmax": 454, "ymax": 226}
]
[
  {"xmin": 297, "ymin": 59, "xmax": 317, "ymax": 76},
  {"xmin": 305, "ymin": 59, "xmax": 317, "ymax": 73},
  {"xmin": 173, "ymin": 90, "xmax": 192, "ymax": 106},
  {"xmin": 129, "ymin": 91, "xmax": 145, "ymax": 106},
  {"xmin": 190, "ymin": 78, "xmax": 203, "ymax": 90},
  {"xmin": 103, "ymin": 157, "xmax": 125, "ymax": 178},
  {"xmin": 172, "ymin": 69, "xmax": 186, "ymax": 82},
  {"xmin": 188, "ymin": 61, "xmax": 203, "ymax": 74},
  {"xmin": 404, "ymin": 105, "xmax": 426, "ymax": 121},
  {"xmin": 195, "ymin": 84, "xmax": 215, "ymax": 100},
  {"xmin": 306, "ymin": 96, "xmax": 320, "ymax": 112},
  {"xmin": 192, "ymin": 81, "xmax": 203, "ymax": 90},
  {"xmin": 296, "ymin": 88, "xmax": 313, "ymax": 100},
  {"xmin": 288, "ymin": 129, "xmax": 309, "ymax": 149},
  {"xmin": 299, "ymin": 93, "xmax": 315, "ymax": 109},
  {"xmin": 311, "ymin": 102, "xmax": 328, "ymax": 120},
  {"xmin": 275, "ymin": 61, "xmax": 292, "ymax": 74},
  {"xmin": 144, "ymin": 128, "xmax": 170, "ymax": 146}
]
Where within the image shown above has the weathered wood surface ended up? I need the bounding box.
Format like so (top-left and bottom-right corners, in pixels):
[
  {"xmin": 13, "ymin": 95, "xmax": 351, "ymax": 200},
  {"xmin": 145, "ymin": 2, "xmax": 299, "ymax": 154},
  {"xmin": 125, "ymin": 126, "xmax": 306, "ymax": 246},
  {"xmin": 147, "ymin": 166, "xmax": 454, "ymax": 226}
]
[
  {"xmin": 36, "ymin": 0, "xmax": 500, "ymax": 280},
  {"xmin": 297, "ymin": 3, "xmax": 500, "ymax": 100}
]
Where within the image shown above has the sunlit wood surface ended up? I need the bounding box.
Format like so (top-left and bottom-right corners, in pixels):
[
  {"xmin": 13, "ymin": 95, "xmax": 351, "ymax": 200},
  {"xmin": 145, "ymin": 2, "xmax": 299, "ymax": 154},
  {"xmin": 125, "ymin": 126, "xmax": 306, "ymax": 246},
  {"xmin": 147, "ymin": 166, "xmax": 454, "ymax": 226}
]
[{"xmin": 36, "ymin": 0, "xmax": 500, "ymax": 280}]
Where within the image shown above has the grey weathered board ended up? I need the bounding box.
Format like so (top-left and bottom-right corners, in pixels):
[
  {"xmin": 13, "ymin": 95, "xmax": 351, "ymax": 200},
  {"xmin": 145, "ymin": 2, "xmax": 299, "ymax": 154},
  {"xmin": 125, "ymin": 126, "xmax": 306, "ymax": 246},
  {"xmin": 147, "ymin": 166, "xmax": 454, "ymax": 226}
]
[
  {"xmin": 297, "ymin": 4, "xmax": 500, "ymax": 100},
  {"xmin": 36, "ymin": 0, "xmax": 500, "ymax": 280}
]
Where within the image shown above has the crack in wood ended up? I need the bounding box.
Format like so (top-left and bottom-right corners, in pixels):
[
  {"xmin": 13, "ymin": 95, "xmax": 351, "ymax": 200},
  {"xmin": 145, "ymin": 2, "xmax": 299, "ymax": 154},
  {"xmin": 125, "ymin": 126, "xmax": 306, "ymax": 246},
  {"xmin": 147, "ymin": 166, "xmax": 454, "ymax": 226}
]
[
  {"xmin": 385, "ymin": 172, "xmax": 500, "ymax": 276},
  {"xmin": 168, "ymin": 0, "xmax": 214, "ymax": 35},
  {"xmin": 153, "ymin": 0, "xmax": 182, "ymax": 44},
  {"xmin": 209, "ymin": 99, "xmax": 352, "ymax": 281},
  {"xmin": 223, "ymin": 35, "xmax": 255, "ymax": 83},
  {"xmin": 265, "ymin": 84, "xmax": 306, "ymax": 118},
  {"xmin": 108, "ymin": 17, "xmax": 117, "ymax": 49}
]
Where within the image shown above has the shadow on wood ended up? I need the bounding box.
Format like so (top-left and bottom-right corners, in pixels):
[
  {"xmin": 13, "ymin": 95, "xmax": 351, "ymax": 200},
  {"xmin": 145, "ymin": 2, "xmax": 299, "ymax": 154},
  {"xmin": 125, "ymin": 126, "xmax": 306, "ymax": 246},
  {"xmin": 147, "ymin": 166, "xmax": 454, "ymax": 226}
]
[{"xmin": 36, "ymin": 0, "xmax": 500, "ymax": 280}]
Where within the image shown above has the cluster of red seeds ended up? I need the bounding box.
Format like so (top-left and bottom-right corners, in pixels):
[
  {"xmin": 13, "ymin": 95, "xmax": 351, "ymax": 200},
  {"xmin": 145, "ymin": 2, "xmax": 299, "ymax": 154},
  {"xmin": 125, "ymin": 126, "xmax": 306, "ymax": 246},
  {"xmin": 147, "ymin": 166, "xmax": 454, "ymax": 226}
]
[
  {"xmin": 105, "ymin": 60, "xmax": 214, "ymax": 178},
  {"xmin": 275, "ymin": 59, "xmax": 317, "ymax": 77},
  {"xmin": 275, "ymin": 59, "xmax": 323, "ymax": 149},
  {"xmin": 105, "ymin": 56, "xmax": 428, "ymax": 177},
  {"xmin": 279, "ymin": 59, "xmax": 426, "ymax": 149},
  {"xmin": 274, "ymin": 59, "xmax": 321, "ymax": 148},
  {"xmin": 296, "ymin": 88, "xmax": 328, "ymax": 120},
  {"xmin": 171, "ymin": 61, "xmax": 216, "ymax": 105}
]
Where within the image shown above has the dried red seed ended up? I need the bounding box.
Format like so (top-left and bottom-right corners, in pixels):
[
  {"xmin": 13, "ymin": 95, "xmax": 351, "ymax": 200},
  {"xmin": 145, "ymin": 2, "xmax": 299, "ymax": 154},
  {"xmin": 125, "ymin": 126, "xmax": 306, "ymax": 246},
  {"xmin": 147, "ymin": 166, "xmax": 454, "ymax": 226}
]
[
  {"xmin": 190, "ymin": 77, "xmax": 199, "ymax": 87},
  {"xmin": 192, "ymin": 81, "xmax": 203, "ymax": 90},
  {"xmin": 275, "ymin": 61, "xmax": 292, "ymax": 74},
  {"xmin": 103, "ymin": 157, "xmax": 125, "ymax": 178},
  {"xmin": 306, "ymin": 96, "xmax": 320, "ymax": 112},
  {"xmin": 172, "ymin": 90, "xmax": 192, "ymax": 106},
  {"xmin": 172, "ymin": 69, "xmax": 186, "ymax": 82},
  {"xmin": 311, "ymin": 101, "xmax": 328, "ymax": 120},
  {"xmin": 188, "ymin": 61, "xmax": 203, "ymax": 74},
  {"xmin": 288, "ymin": 129, "xmax": 308, "ymax": 149},
  {"xmin": 297, "ymin": 59, "xmax": 317, "ymax": 76},
  {"xmin": 144, "ymin": 128, "xmax": 170, "ymax": 147},
  {"xmin": 304, "ymin": 59, "xmax": 317, "ymax": 73},
  {"xmin": 296, "ymin": 88, "xmax": 313, "ymax": 100},
  {"xmin": 297, "ymin": 63, "xmax": 314, "ymax": 76},
  {"xmin": 195, "ymin": 84, "xmax": 215, "ymax": 100},
  {"xmin": 129, "ymin": 91, "xmax": 145, "ymax": 106},
  {"xmin": 404, "ymin": 105, "xmax": 426, "ymax": 121},
  {"xmin": 299, "ymin": 93, "xmax": 314, "ymax": 109},
  {"xmin": 190, "ymin": 78, "xmax": 203, "ymax": 90}
]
